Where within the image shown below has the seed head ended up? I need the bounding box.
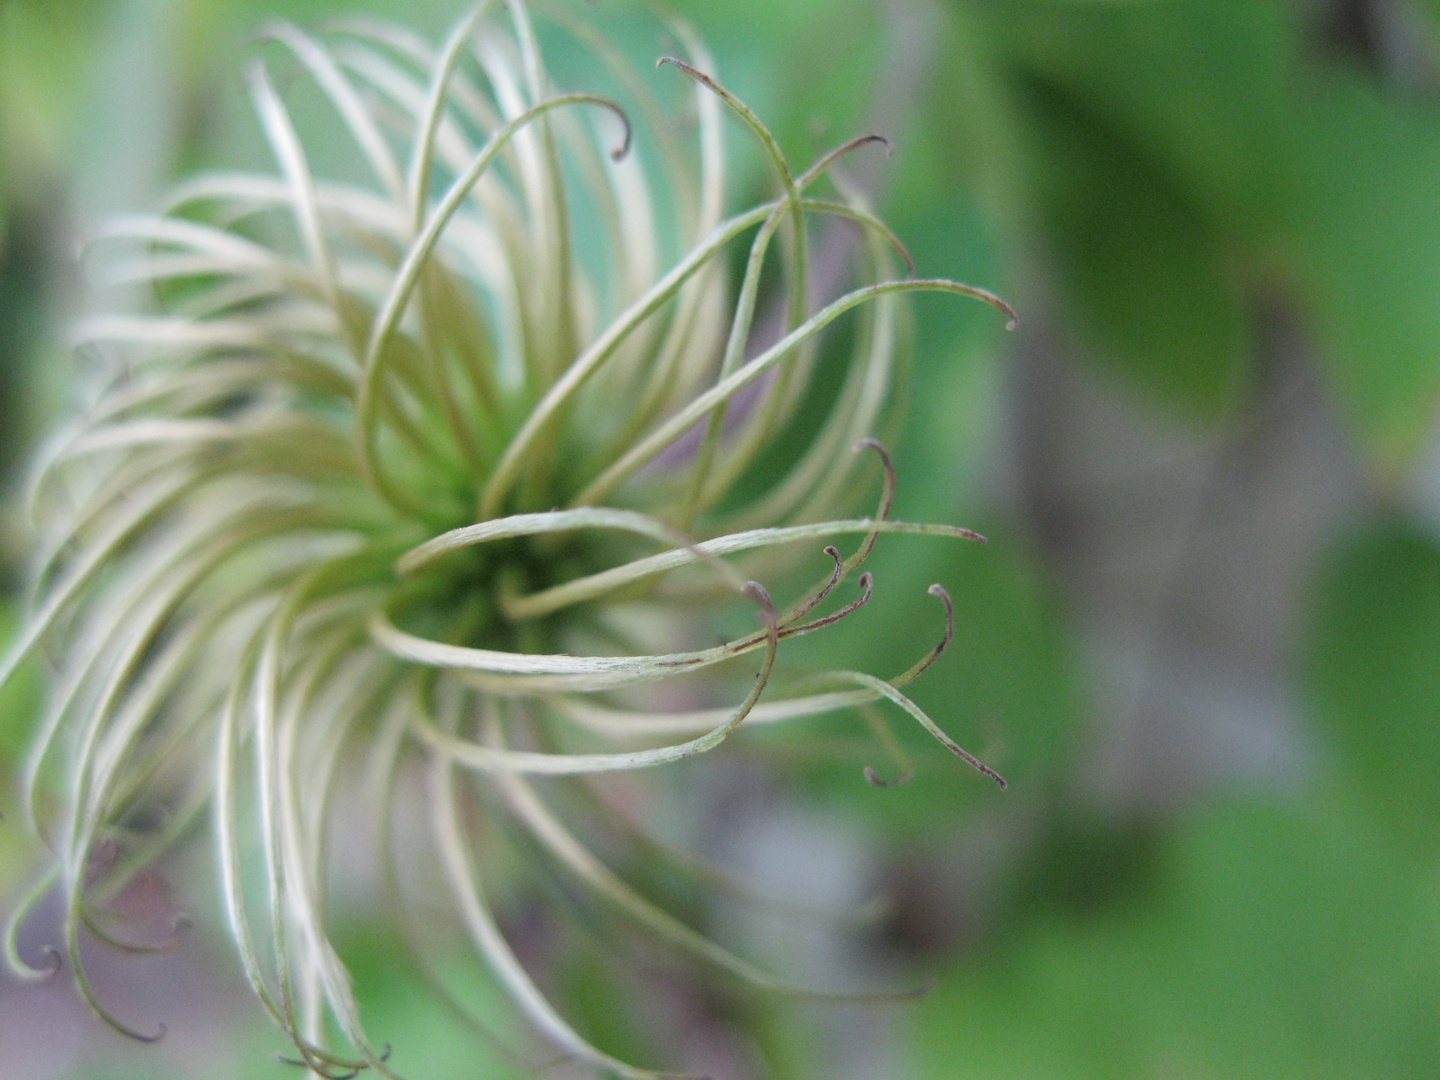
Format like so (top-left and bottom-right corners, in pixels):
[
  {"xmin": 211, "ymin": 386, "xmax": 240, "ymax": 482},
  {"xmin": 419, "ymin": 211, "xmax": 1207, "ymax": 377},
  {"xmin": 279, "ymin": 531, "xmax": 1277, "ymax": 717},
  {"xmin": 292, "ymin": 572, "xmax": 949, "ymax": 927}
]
[{"xmin": 2, "ymin": 2, "xmax": 1011, "ymax": 1075}]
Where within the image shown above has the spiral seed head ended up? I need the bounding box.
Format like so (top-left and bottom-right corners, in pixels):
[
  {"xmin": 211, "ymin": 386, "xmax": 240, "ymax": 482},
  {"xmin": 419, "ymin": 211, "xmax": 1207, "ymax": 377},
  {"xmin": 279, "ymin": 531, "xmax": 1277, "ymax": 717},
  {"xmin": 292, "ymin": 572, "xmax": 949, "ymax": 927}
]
[{"xmin": 3, "ymin": 3, "xmax": 1010, "ymax": 1075}]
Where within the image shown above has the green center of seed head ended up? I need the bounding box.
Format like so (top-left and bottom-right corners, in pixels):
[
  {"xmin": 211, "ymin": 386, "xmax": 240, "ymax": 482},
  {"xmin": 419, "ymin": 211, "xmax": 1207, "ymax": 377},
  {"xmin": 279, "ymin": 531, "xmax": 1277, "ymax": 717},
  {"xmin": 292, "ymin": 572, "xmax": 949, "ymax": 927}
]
[{"xmin": 392, "ymin": 531, "xmax": 597, "ymax": 653}]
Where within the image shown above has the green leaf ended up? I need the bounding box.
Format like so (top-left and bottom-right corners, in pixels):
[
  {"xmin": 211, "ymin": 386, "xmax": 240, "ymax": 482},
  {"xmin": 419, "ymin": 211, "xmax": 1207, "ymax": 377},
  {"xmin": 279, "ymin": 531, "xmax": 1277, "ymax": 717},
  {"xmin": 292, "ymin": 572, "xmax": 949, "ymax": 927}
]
[
  {"xmin": 1302, "ymin": 521, "xmax": 1440, "ymax": 856},
  {"xmin": 914, "ymin": 796, "xmax": 1440, "ymax": 1079},
  {"xmin": 1285, "ymin": 82, "xmax": 1440, "ymax": 469},
  {"xmin": 1017, "ymin": 73, "xmax": 1251, "ymax": 418},
  {"xmin": 947, "ymin": 0, "xmax": 1307, "ymax": 419}
]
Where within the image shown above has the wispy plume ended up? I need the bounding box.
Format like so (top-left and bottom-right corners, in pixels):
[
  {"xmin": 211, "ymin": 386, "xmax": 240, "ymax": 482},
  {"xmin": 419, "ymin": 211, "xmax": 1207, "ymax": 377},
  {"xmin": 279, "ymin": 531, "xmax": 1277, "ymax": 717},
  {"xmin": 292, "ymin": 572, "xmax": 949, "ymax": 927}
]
[{"xmin": 2, "ymin": 1, "xmax": 1012, "ymax": 1075}]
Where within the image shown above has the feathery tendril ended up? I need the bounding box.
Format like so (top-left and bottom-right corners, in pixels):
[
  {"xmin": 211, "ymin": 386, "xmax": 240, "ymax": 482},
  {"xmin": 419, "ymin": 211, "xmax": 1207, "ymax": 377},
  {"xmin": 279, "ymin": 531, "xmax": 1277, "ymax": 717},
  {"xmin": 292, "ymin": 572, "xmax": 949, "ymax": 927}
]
[{"xmin": 4, "ymin": 2, "xmax": 1012, "ymax": 1075}]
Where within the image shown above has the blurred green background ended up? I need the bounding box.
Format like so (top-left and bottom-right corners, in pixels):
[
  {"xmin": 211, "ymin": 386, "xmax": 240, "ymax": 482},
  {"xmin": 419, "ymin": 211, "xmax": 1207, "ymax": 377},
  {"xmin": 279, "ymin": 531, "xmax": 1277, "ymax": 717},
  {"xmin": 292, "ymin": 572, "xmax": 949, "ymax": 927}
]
[{"xmin": 5, "ymin": 0, "xmax": 1440, "ymax": 1077}]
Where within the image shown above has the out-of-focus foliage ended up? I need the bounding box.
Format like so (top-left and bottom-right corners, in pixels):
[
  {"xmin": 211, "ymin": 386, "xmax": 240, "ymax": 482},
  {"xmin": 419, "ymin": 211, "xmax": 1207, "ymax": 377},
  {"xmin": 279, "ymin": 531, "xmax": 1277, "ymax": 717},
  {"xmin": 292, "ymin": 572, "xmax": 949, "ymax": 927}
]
[
  {"xmin": 938, "ymin": 0, "xmax": 1440, "ymax": 462},
  {"xmin": 1305, "ymin": 522, "xmax": 1440, "ymax": 859},
  {"xmin": 917, "ymin": 795, "xmax": 1440, "ymax": 1080}
]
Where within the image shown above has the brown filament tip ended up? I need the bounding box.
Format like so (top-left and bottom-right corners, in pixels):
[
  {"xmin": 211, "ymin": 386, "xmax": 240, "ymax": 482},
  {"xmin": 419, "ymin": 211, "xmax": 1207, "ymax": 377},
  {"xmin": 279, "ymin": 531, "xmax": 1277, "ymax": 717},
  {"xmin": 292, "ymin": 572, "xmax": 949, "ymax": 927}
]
[
  {"xmin": 278, "ymin": 1055, "xmax": 360, "ymax": 1080},
  {"xmin": 779, "ymin": 545, "xmax": 846, "ymax": 630},
  {"xmin": 608, "ymin": 108, "xmax": 634, "ymax": 161},
  {"xmin": 927, "ymin": 584, "xmax": 954, "ymax": 659},
  {"xmin": 742, "ymin": 580, "xmax": 777, "ymax": 633},
  {"xmin": 121, "ymin": 1020, "xmax": 166, "ymax": 1045},
  {"xmin": 863, "ymin": 765, "xmax": 913, "ymax": 788},
  {"xmin": 657, "ymin": 55, "xmax": 714, "ymax": 88},
  {"xmin": 808, "ymin": 545, "xmax": 845, "ymax": 611},
  {"xmin": 782, "ymin": 572, "xmax": 874, "ymax": 639},
  {"xmin": 853, "ymin": 438, "xmax": 896, "ymax": 519}
]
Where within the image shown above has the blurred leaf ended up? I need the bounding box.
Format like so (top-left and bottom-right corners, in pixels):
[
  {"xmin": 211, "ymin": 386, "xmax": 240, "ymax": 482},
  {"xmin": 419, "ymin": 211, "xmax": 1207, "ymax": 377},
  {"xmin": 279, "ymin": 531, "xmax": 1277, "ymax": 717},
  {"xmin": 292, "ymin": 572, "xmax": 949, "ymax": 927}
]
[
  {"xmin": 958, "ymin": 0, "xmax": 1309, "ymax": 419},
  {"xmin": 555, "ymin": 945, "xmax": 657, "ymax": 1070},
  {"xmin": 1014, "ymin": 72, "xmax": 1251, "ymax": 417},
  {"xmin": 958, "ymin": 0, "xmax": 1440, "ymax": 460},
  {"xmin": 1285, "ymin": 81, "xmax": 1440, "ymax": 468},
  {"xmin": 980, "ymin": 0, "xmax": 1294, "ymax": 229},
  {"xmin": 915, "ymin": 796, "xmax": 1440, "ymax": 1079},
  {"xmin": 0, "ymin": 604, "xmax": 40, "ymax": 763},
  {"xmin": 0, "ymin": 0, "xmax": 113, "ymax": 180},
  {"xmin": 0, "ymin": 606, "xmax": 40, "ymax": 886},
  {"xmin": 338, "ymin": 926, "xmax": 532, "ymax": 1080},
  {"xmin": 1303, "ymin": 521, "xmax": 1440, "ymax": 857}
]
